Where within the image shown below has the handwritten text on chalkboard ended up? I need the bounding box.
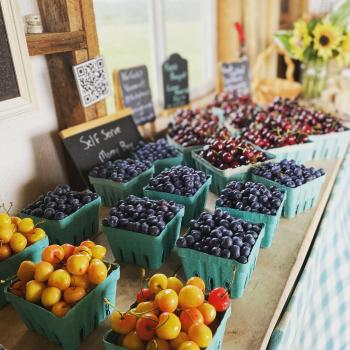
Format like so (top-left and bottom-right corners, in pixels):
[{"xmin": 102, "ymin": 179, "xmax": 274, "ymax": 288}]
[
  {"xmin": 61, "ymin": 113, "xmax": 142, "ymax": 184},
  {"xmin": 119, "ymin": 66, "xmax": 156, "ymax": 125},
  {"xmin": 221, "ymin": 58, "xmax": 250, "ymax": 95},
  {"xmin": 162, "ymin": 53, "xmax": 189, "ymax": 109}
]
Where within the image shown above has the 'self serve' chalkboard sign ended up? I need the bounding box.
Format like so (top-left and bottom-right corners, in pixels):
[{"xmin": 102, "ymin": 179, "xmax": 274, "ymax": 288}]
[
  {"xmin": 162, "ymin": 53, "xmax": 189, "ymax": 109},
  {"xmin": 221, "ymin": 58, "xmax": 250, "ymax": 95},
  {"xmin": 59, "ymin": 108, "xmax": 142, "ymax": 185},
  {"xmin": 118, "ymin": 65, "xmax": 156, "ymax": 125}
]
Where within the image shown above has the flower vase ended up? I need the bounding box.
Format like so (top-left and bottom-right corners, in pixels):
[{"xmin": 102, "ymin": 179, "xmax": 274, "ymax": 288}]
[{"xmin": 302, "ymin": 62, "xmax": 327, "ymax": 99}]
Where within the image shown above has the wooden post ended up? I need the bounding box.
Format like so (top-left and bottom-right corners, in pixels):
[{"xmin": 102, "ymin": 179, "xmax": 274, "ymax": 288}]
[{"xmin": 37, "ymin": 0, "xmax": 106, "ymax": 129}]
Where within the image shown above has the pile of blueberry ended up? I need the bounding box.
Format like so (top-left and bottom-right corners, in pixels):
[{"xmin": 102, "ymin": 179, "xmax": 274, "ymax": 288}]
[
  {"xmin": 89, "ymin": 159, "xmax": 153, "ymax": 183},
  {"xmin": 216, "ymin": 181, "xmax": 284, "ymax": 215},
  {"xmin": 253, "ymin": 159, "xmax": 325, "ymax": 188},
  {"xmin": 176, "ymin": 209, "xmax": 263, "ymax": 263},
  {"xmin": 147, "ymin": 166, "xmax": 207, "ymax": 196},
  {"xmin": 22, "ymin": 185, "xmax": 99, "ymax": 220},
  {"xmin": 132, "ymin": 139, "xmax": 179, "ymax": 163},
  {"xmin": 103, "ymin": 195, "xmax": 183, "ymax": 236}
]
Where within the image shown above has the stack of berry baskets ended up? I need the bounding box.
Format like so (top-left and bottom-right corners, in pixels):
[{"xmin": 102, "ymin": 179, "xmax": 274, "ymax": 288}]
[
  {"xmin": 88, "ymin": 159, "xmax": 154, "ymax": 207},
  {"xmin": 216, "ymin": 180, "xmax": 286, "ymax": 248},
  {"xmin": 176, "ymin": 210, "xmax": 265, "ymax": 298},
  {"xmin": 103, "ymin": 195, "xmax": 185, "ymax": 269},
  {"xmin": 131, "ymin": 138, "xmax": 184, "ymax": 175},
  {"xmin": 20, "ymin": 185, "xmax": 101, "ymax": 245},
  {"xmin": 251, "ymin": 159, "xmax": 326, "ymax": 218},
  {"xmin": 143, "ymin": 166, "xmax": 212, "ymax": 226},
  {"xmin": 192, "ymin": 137, "xmax": 275, "ymax": 194}
]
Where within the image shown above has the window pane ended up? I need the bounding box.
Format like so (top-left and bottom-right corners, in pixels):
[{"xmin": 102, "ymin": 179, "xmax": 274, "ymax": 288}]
[
  {"xmin": 94, "ymin": 0, "xmax": 152, "ymax": 114},
  {"xmin": 164, "ymin": 0, "xmax": 205, "ymax": 92}
]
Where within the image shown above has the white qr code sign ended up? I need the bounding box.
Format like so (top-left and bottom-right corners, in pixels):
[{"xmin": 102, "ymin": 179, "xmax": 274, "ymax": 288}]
[{"xmin": 73, "ymin": 57, "xmax": 110, "ymax": 107}]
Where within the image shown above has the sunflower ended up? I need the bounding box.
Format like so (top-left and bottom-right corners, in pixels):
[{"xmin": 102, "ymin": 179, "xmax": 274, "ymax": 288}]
[
  {"xmin": 289, "ymin": 20, "xmax": 311, "ymax": 60},
  {"xmin": 313, "ymin": 22, "xmax": 342, "ymax": 60}
]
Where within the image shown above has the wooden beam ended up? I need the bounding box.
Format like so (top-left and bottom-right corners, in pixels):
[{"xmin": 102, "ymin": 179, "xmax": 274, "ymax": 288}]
[
  {"xmin": 26, "ymin": 31, "xmax": 86, "ymax": 56},
  {"xmin": 36, "ymin": 0, "xmax": 106, "ymax": 129}
]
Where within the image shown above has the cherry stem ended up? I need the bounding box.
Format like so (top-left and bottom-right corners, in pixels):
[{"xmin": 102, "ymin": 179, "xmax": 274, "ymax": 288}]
[
  {"xmin": 172, "ymin": 264, "xmax": 182, "ymax": 277},
  {"xmin": 154, "ymin": 314, "xmax": 170, "ymax": 330},
  {"xmin": 34, "ymin": 220, "xmax": 46, "ymax": 227}
]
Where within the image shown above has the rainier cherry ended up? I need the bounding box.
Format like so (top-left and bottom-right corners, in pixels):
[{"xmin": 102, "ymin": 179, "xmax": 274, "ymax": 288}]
[
  {"xmin": 179, "ymin": 309, "xmax": 204, "ymax": 332},
  {"xmin": 155, "ymin": 289, "xmax": 178, "ymax": 313},
  {"xmin": 178, "ymin": 285, "xmax": 204, "ymax": 309},
  {"xmin": 188, "ymin": 323, "xmax": 212, "ymax": 348},
  {"xmin": 110, "ymin": 311, "xmax": 137, "ymax": 334},
  {"xmin": 156, "ymin": 312, "xmax": 181, "ymax": 340}
]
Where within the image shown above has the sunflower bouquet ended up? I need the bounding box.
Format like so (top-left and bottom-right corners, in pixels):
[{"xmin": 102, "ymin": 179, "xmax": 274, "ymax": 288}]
[{"xmin": 275, "ymin": 1, "xmax": 350, "ymax": 99}]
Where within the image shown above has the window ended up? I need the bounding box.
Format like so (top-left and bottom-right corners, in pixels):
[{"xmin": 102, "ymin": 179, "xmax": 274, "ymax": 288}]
[{"xmin": 94, "ymin": 0, "xmax": 216, "ymax": 113}]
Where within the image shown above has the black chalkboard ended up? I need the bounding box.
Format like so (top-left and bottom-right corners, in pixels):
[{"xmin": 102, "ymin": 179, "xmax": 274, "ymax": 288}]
[
  {"xmin": 118, "ymin": 65, "xmax": 156, "ymax": 125},
  {"xmin": 221, "ymin": 58, "xmax": 250, "ymax": 95},
  {"xmin": 162, "ymin": 53, "xmax": 189, "ymax": 109},
  {"xmin": 60, "ymin": 109, "xmax": 142, "ymax": 185}
]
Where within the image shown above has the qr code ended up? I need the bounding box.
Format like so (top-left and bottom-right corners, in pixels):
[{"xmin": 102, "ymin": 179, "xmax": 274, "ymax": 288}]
[{"xmin": 73, "ymin": 57, "xmax": 110, "ymax": 107}]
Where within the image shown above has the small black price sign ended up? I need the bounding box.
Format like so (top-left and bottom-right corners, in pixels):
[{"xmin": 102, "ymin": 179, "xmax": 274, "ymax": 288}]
[
  {"xmin": 221, "ymin": 58, "xmax": 250, "ymax": 95},
  {"xmin": 118, "ymin": 65, "xmax": 156, "ymax": 125},
  {"xmin": 162, "ymin": 53, "xmax": 189, "ymax": 109}
]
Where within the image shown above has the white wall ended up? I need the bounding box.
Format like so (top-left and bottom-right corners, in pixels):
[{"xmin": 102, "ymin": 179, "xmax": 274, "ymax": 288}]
[{"xmin": 0, "ymin": 0, "xmax": 68, "ymax": 210}]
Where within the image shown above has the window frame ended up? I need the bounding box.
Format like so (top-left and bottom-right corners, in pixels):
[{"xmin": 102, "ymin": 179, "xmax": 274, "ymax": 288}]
[{"xmin": 148, "ymin": 0, "xmax": 217, "ymax": 109}]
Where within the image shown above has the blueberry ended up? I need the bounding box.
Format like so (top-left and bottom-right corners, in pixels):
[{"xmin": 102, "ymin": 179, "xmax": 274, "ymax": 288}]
[
  {"xmin": 43, "ymin": 208, "xmax": 55, "ymax": 219},
  {"xmin": 54, "ymin": 211, "xmax": 66, "ymax": 220},
  {"xmin": 232, "ymin": 236, "xmax": 243, "ymax": 247},
  {"xmin": 185, "ymin": 235, "xmax": 195, "ymax": 245},
  {"xmin": 211, "ymin": 246, "xmax": 221, "ymax": 256},
  {"xmin": 176, "ymin": 237, "xmax": 187, "ymax": 248},
  {"xmin": 149, "ymin": 226, "xmax": 160, "ymax": 236},
  {"xmin": 221, "ymin": 249, "xmax": 231, "ymax": 259},
  {"xmin": 222, "ymin": 236, "xmax": 233, "ymax": 248},
  {"xmin": 241, "ymin": 245, "xmax": 251, "ymax": 257},
  {"xmin": 231, "ymin": 245, "xmax": 241, "ymax": 259}
]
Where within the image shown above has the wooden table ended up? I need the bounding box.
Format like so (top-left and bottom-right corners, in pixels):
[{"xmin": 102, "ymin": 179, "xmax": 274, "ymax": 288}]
[{"xmin": 0, "ymin": 159, "xmax": 343, "ymax": 350}]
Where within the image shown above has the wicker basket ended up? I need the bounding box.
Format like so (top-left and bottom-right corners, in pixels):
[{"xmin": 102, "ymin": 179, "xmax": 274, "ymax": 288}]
[{"xmin": 252, "ymin": 44, "xmax": 302, "ymax": 105}]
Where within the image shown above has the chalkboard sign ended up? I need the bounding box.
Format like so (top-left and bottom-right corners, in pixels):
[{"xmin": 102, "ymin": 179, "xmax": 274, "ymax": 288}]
[
  {"xmin": 118, "ymin": 65, "xmax": 156, "ymax": 125},
  {"xmin": 60, "ymin": 109, "xmax": 142, "ymax": 185},
  {"xmin": 221, "ymin": 58, "xmax": 250, "ymax": 95},
  {"xmin": 162, "ymin": 53, "xmax": 189, "ymax": 109}
]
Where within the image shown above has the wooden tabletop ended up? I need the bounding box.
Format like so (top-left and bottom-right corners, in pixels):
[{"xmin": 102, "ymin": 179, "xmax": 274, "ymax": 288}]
[{"xmin": 0, "ymin": 158, "xmax": 343, "ymax": 350}]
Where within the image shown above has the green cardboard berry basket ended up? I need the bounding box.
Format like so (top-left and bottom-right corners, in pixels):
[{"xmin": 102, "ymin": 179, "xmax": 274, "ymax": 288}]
[
  {"xmin": 102, "ymin": 305, "xmax": 232, "ymax": 350},
  {"xmin": 103, "ymin": 208, "xmax": 184, "ymax": 269},
  {"xmin": 309, "ymin": 129, "xmax": 350, "ymax": 160},
  {"xmin": 192, "ymin": 150, "xmax": 275, "ymax": 195},
  {"xmin": 166, "ymin": 135, "xmax": 203, "ymax": 168},
  {"xmin": 143, "ymin": 177, "xmax": 212, "ymax": 226},
  {"xmin": 176, "ymin": 224, "xmax": 265, "ymax": 298},
  {"xmin": 20, "ymin": 197, "xmax": 101, "ymax": 245},
  {"xmin": 0, "ymin": 236, "xmax": 49, "ymax": 308},
  {"xmin": 217, "ymin": 192, "xmax": 285, "ymax": 248},
  {"xmin": 251, "ymin": 173, "xmax": 325, "ymax": 218},
  {"xmin": 153, "ymin": 153, "xmax": 184, "ymax": 175},
  {"xmin": 89, "ymin": 166, "xmax": 155, "ymax": 207},
  {"xmin": 266, "ymin": 141, "xmax": 315, "ymax": 162},
  {"xmin": 5, "ymin": 263, "xmax": 120, "ymax": 350}
]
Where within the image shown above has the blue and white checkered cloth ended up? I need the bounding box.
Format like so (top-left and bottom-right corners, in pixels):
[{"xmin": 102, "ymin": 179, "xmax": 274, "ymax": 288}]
[{"xmin": 268, "ymin": 150, "xmax": 350, "ymax": 350}]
